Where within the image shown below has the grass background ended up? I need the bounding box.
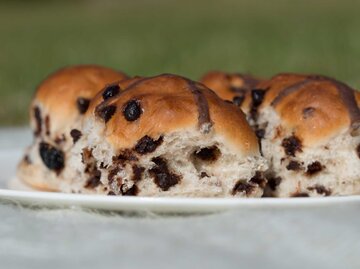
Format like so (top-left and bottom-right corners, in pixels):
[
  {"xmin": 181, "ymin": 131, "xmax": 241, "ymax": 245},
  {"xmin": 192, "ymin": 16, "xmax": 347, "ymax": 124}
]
[{"xmin": 1, "ymin": 0, "xmax": 360, "ymax": 125}]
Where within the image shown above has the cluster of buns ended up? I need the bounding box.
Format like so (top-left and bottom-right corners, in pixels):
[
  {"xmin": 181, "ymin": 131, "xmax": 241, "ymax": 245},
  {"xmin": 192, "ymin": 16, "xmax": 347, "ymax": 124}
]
[
  {"xmin": 201, "ymin": 72, "xmax": 360, "ymax": 197},
  {"xmin": 17, "ymin": 65, "xmax": 360, "ymax": 198},
  {"xmin": 18, "ymin": 65, "xmax": 267, "ymax": 198}
]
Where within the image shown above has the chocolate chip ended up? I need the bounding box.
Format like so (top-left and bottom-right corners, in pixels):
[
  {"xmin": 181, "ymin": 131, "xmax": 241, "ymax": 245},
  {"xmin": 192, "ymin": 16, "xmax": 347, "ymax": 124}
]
[
  {"xmin": 70, "ymin": 129, "xmax": 82, "ymax": 144},
  {"xmin": 281, "ymin": 136, "xmax": 302, "ymax": 156},
  {"xmin": 232, "ymin": 96, "xmax": 245, "ymax": 107},
  {"xmin": 102, "ymin": 84, "xmax": 120, "ymax": 101},
  {"xmin": 123, "ymin": 100, "xmax": 142, "ymax": 121},
  {"xmin": 306, "ymin": 161, "xmax": 323, "ymax": 176},
  {"xmin": 291, "ymin": 192, "xmax": 309, "ymax": 197},
  {"xmin": 85, "ymin": 169, "xmax": 101, "ymax": 189},
  {"xmin": 307, "ymin": 185, "xmax": 331, "ymax": 196},
  {"xmin": 97, "ymin": 105, "xmax": 116, "ymax": 123},
  {"xmin": 232, "ymin": 181, "xmax": 255, "ymax": 195},
  {"xmin": 193, "ymin": 146, "xmax": 221, "ymax": 162},
  {"xmin": 121, "ymin": 184, "xmax": 138, "ymax": 196},
  {"xmin": 77, "ymin": 97, "xmax": 90, "ymax": 114},
  {"xmin": 256, "ymin": 129, "xmax": 265, "ymax": 139},
  {"xmin": 54, "ymin": 134, "xmax": 66, "ymax": 145},
  {"xmin": 33, "ymin": 106, "xmax": 42, "ymax": 136},
  {"xmin": 267, "ymin": 176, "xmax": 282, "ymax": 191},
  {"xmin": 303, "ymin": 107, "xmax": 315, "ymax": 119},
  {"xmin": 134, "ymin": 136, "xmax": 163, "ymax": 154},
  {"xmin": 108, "ymin": 167, "xmax": 120, "ymax": 184},
  {"xmin": 249, "ymin": 171, "xmax": 266, "ymax": 188},
  {"xmin": 45, "ymin": 115, "xmax": 50, "ymax": 136},
  {"xmin": 149, "ymin": 157, "xmax": 180, "ymax": 191},
  {"xmin": 251, "ymin": 89, "xmax": 266, "ymax": 107},
  {"xmin": 107, "ymin": 191, "xmax": 116, "ymax": 196},
  {"xmin": 132, "ymin": 165, "xmax": 145, "ymax": 182},
  {"xmin": 114, "ymin": 150, "xmax": 139, "ymax": 163},
  {"xmin": 24, "ymin": 155, "xmax": 32, "ymax": 164},
  {"xmin": 286, "ymin": 160, "xmax": 302, "ymax": 171},
  {"xmin": 357, "ymin": 144, "xmax": 360, "ymax": 158},
  {"xmin": 200, "ymin": 172, "xmax": 209, "ymax": 178},
  {"xmin": 39, "ymin": 142, "xmax": 64, "ymax": 172}
]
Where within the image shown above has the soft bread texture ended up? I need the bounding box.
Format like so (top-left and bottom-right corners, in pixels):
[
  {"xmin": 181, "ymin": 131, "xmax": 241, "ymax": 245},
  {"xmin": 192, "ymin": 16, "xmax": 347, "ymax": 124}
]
[
  {"xmin": 64, "ymin": 74, "xmax": 267, "ymax": 197},
  {"xmin": 17, "ymin": 65, "xmax": 128, "ymax": 191},
  {"xmin": 200, "ymin": 71, "xmax": 261, "ymax": 115},
  {"xmin": 254, "ymin": 73, "xmax": 360, "ymax": 197}
]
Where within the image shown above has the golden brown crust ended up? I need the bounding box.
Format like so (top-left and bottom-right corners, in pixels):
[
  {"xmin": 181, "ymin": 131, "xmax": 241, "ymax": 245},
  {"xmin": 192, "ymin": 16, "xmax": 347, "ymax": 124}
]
[
  {"xmin": 200, "ymin": 71, "xmax": 260, "ymax": 113},
  {"xmin": 32, "ymin": 65, "xmax": 128, "ymax": 134},
  {"xmin": 17, "ymin": 159, "xmax": 58, "ymax": 192},
  {"xmin": 89, "ymin": 74, "xmax": 259, "ymax": 156},
  {"xmin": 258, "ymin": 73, "xmax": 360, "ymax": 145}
]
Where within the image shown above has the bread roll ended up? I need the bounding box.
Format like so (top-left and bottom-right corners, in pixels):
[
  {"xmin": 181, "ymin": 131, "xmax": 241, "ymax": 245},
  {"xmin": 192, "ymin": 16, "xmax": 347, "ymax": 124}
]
[
  {"xmin": 17, "ymin": 65, "xmax": 127, "ymax": 191},
  {"xmin": 64, "ymin": 74, "xmax": 268, "ymax": 197}
]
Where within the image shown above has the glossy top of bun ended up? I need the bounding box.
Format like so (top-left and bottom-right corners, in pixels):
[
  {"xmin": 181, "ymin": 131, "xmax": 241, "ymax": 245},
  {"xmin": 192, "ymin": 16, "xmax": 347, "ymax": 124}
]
[
  {"xmin": 88, "ymin": 74, "xmax": 260, "ymax": 156},
  {"xmin": 200, "ymin": 71, "xmax": 260, "ymax": 112},
  {"xmin": 257, "ymin": 73, "xmax": 360, "ymax": 145},
  {"xmin": 31, "ymin": 65, "xmax": 127, "ymax": 135}
]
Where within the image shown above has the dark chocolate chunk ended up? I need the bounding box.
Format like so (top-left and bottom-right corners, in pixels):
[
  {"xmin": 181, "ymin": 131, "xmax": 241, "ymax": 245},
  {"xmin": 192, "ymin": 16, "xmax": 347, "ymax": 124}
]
[
  {"xmin": 307, "ymin": 185, "xmax": 331, "ymax": 196},
  {"xmin": 45, "ymin": 115, "xmax": 50, "ymax": 136},
  {"xmin": 107, "ymin": 191, "xmax": 116, "ymax": 196},
  {"xmin": 306, "ymin": 161, "xmax": 323, "ymax": 175},
  {"xmin": 286, "ymin": 160, "xmax": 302, "ymax": 171},
  {"xmin": 251, "ymin": 89, "xmax": 266, "ymax": 107},
  {"xmin": 291, "ymin": 192, "xmax": 309, "ymax": 197},
  {"xmin": 193, "ymin": 146, "xmax": 221, "ymax": 162},
  {"xmin": 149, "ymin": 157, "xmax": 180, "ymax": 191},
  {"xmin": 85, "ymin": 169, "xmax": 101, "ymax": 189},
  {"xmin": 108, "ymin": 167, "xmax": 120, "ymax": 184},
  {"xmin": 134, "ymin": 136, "xmax": 163, "ymax": 154},
  {"xmin": 249, "ymin": 171, "xmax": 266, "ymax": 188},
  {"xmin": 232, "ymin": 181, "xmax": 255, "ymax": 195},
  {"xmin": 132, "ymin": 165, "xmax": 145, "ymax": 182},
  {"xmin": 102, "ymin": 84, "xmax": 120, "ymax": 101},
  {"xmin": 97, "ymin": 105, "xmax": 116, "ymax": 123},
  {"xmin": 77, "ymin": 97, "xmax": 90, "ymax": 114},
  {"xmin": 233, "ymin": 96, "xmax": 245, "ymax": 107},
  {"xmin": 267, "ymin": 176, "xmax": 282, "ymax": 191},
  {"xmin": 200, "ymin": 172, "xmax": 209, "ymax": 178},
  {"xmin": 114, "ymin": 150, "xmax": 139, "ymax": 163},
  {"xmin": 121, "ymin": 184, "xmax": 138, "ymax": 196},
  {"xmin": 356, "ymin": 144, "xmax": 360, "ymax": 158},
  {"xmin": 123, "ymin": 100, "xmax": 142, "ymax": 121},
  {"xmin": 303, "ymin": 107, "xmax": 316, "ymax": 119},
  {"xmin": 281, "ymin": 136, "xmax": 302, "ymax": 157},
  {"xmin": 256, "ymin": 129, "xmax": 265, "ymax": 139},
  {"xmin": 39, "ymin": 142, "xmax": 64, "ymax": 172},
  {"xmin": 33, "ymin": 106, "xmax": 42, "ymax": 136},
  {"xmin": 70, "ymin": 129, "xmax": 82, "ymax": 144}
]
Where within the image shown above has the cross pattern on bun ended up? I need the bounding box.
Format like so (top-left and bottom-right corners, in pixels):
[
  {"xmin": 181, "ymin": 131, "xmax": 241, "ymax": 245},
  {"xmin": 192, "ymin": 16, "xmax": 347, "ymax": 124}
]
[
  {"xmin": 17, "ymin": 65, "xmax": 128, "ymax": 191},
  {"xmin": 64, "ymin": 74, "xmax": 268, "ymax": 197},
  {"xmin": 253, "ymin": 73, "xmax": 360, "ymax": 197}
]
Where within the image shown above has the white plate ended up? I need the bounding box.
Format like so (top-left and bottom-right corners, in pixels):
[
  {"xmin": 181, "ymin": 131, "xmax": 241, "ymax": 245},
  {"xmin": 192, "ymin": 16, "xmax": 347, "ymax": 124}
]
[{"xmin": 1, "ymin": 142, "xmax": 360, "ymax": 213}]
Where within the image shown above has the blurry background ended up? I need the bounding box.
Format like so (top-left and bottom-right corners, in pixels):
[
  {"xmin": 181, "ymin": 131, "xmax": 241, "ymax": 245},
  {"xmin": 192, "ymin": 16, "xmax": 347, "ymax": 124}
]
[{"xmin": 1, "ymin": 0, "xmax": 360, "ymax": 125}]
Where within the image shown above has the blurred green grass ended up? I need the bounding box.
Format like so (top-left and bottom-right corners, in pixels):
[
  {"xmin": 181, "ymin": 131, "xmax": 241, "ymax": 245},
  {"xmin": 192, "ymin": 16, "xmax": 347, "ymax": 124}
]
[{"xmin": 1, "ymin": 0, "xmax": 360, "ymax": 125}]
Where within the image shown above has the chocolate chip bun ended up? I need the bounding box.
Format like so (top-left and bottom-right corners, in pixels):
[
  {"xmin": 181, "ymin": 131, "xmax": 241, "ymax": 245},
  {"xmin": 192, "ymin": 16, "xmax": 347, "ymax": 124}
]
[
  {"xmin": 253, "ymin": 73, "xmax": 360, "ymax": 197},
  {"xmin": 17, "ymin": 65, "xmax": 128, "ymax": 191},
  {"xmin": 200, "ymin": 71, "xmax": 261, "ymax": 115},
  {"xmin": 64, "ymin": 74, "xmax": 267, "ymax": 197}
]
